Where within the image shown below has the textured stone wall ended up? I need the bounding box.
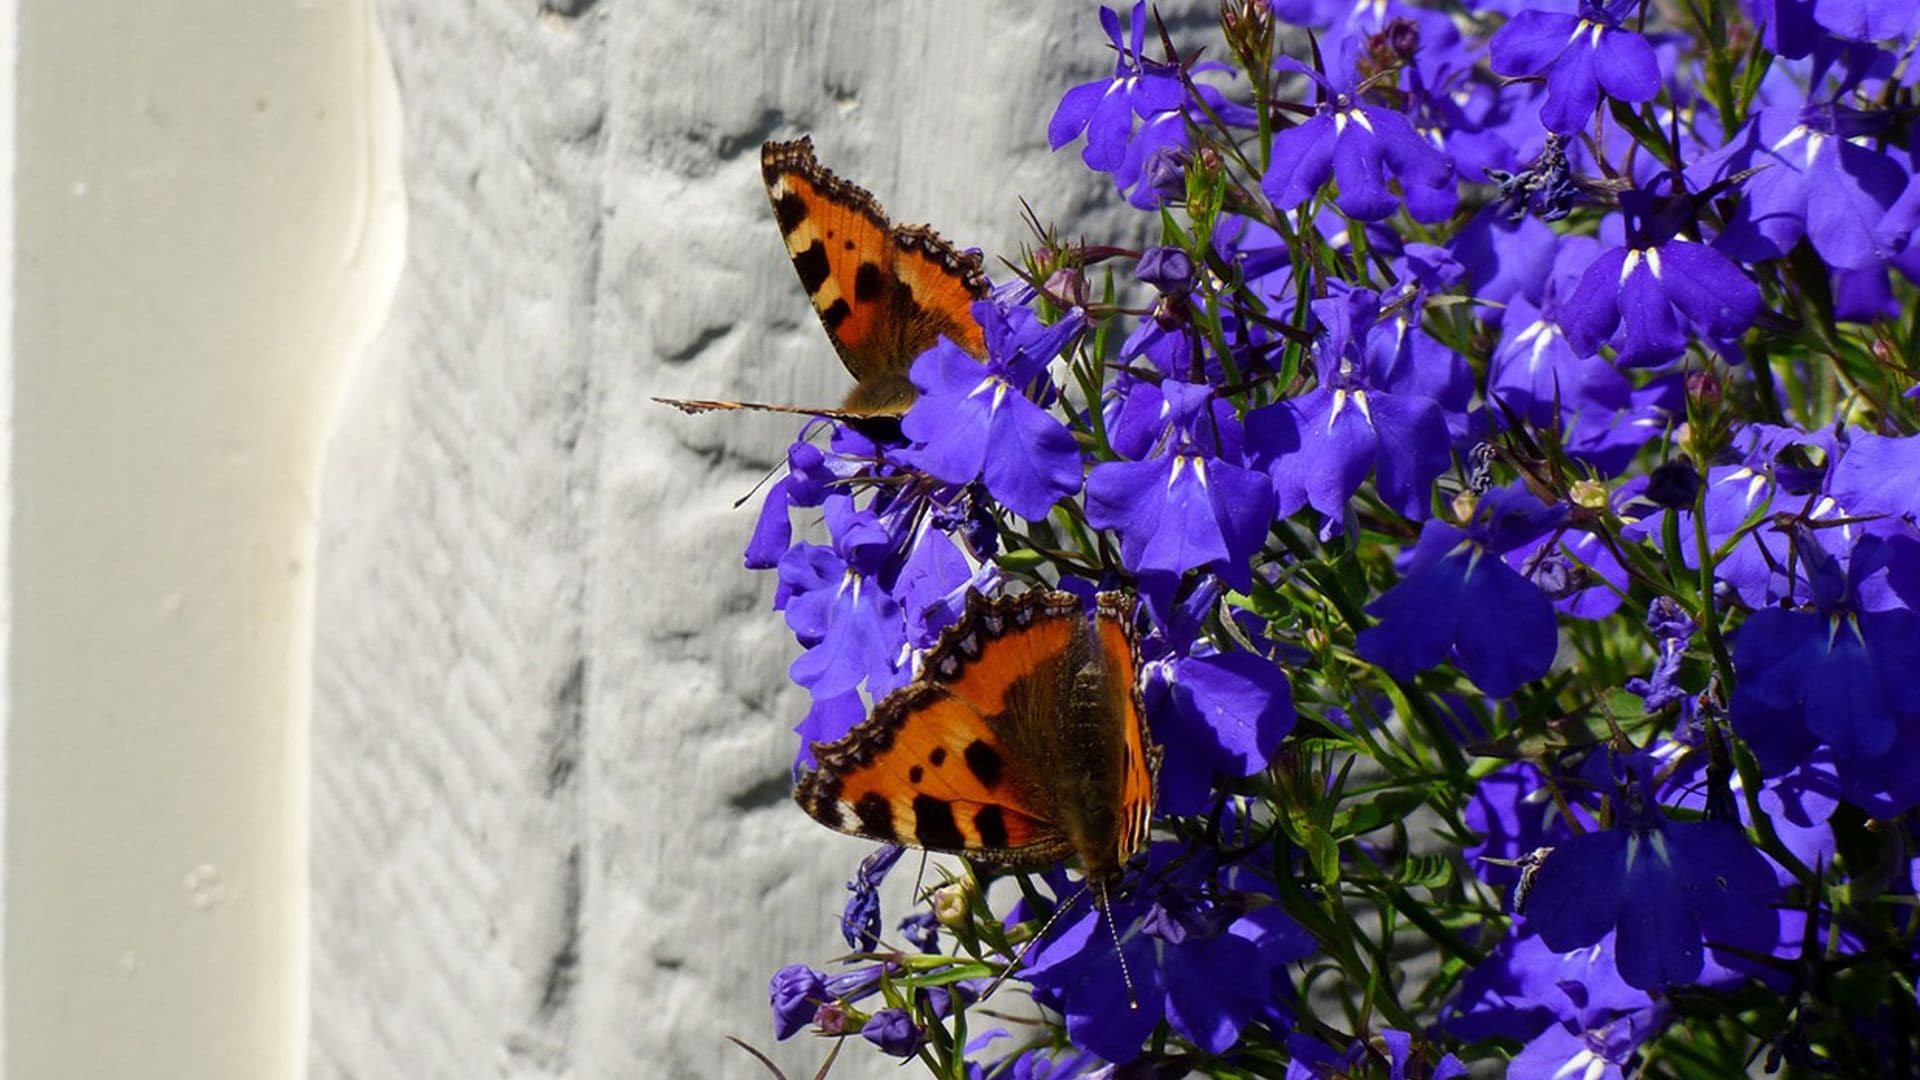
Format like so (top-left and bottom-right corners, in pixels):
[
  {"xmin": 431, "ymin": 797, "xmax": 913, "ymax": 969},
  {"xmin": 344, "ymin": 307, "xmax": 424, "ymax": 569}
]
[{"xmin": 309, "ymin": 4, "xmax": 1138, "ymax": 1076}]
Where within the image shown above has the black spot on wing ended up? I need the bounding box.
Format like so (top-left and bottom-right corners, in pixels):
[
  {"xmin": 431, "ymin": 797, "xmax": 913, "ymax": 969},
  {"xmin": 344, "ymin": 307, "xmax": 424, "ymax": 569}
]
[
  {"xmin": 964, "ymin": 740, "xmax": 1004, "ymax": 790},
  {"xmin": 792, "ymin": 240, "xmax": 832, "ymax": 295},
  {"xmin": 929, "ymin": 747, "xmax": 947, "ymax": 767},
  {"xmin": 974, "ymin": 805, "xmax": 1008, "ymax": 848},
  {"xmin": 773, "ymin": 190, "xmax": 808, "ymax": 236},
  {"xmin": 854, "ymin": 792, "xmax": 895, "ymax": 841},
  {"xmin": 854, "ymin": 261, "xmax": 886, "ymax": 302},
  {"xmin": 908, "ymin": 764, "xmax": 924, "ymax": 785},
  {"xmin": 912, "ymin": 795, "xmax": 965, "ymax": 849},
  {"xmin": 821, "ymin": 298, "xmax": 852, "ymax": 332}
]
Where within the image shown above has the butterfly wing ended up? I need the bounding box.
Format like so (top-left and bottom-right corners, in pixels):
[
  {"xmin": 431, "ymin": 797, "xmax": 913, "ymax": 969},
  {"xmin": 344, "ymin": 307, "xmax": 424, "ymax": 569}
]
[
  {"xmin": 794, "ymin": 590, "xmax": 1088, "ymax": 865},
  {"xmin": 1094, "ymin": 591, "xmax": 1159, "ymax": 873},
  {"xmin": 761, "ymin": 137, "xmax": 989, "ymax": 415}
]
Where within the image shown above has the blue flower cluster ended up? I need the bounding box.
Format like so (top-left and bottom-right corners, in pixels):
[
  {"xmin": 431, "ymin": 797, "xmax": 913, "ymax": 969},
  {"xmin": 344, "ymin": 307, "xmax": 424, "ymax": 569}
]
[{"xmin": 744, "ymin": 0, "xmax": 1920, "ymax": 1075}]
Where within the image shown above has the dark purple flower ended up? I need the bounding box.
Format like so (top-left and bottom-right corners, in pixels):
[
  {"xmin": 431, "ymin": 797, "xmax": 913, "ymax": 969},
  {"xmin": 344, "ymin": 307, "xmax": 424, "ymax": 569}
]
[
  {"xmin": 1246, "ymin": 289, "xmax": 1453, "ymax": 519},
  {"xmin": 1691, "ymin": 104, "xmax": 1920, "ymax": 271},
  {"xmin": 1020, "ymin": 845, "xmax": 1310, "ymax": 1063},
  {"xmin": 1522, "ymin": 786, "xmax": 1778, "ymax": 989},
  {"xmin": 1489, "ymin": 1, "xmax": 1662, "ymax": 136},
  {"xmin": 1731, "ymin": 534, "xmax": 1920, "ymax": 793},
  {"xmin": 1146, "ymin": 640, "xmax": 1297, "ymax": 815},
  {"xmin": 1048, "ymin": 2, "xmax": 1187, "ymax": 173},
  {"xmin": 1260, "ymin": 58, "xmax": 1455, "ymax": 222},
  {"xmin": 1136, "ymin": 245, "xmax": 1195, "ymax": 295},
  {"xmin": 1829, "ymin": 432, "xmax": 1920, "ymax": 523},
  {"xmin": 861, "ymin": 1007, "xmax": 924, "ymax": 1058},
  {"xmin": 770, "ymin": 964, "xmax": 826, "ymax": 1040},
  {"xmin": 778, "ymin": 499, "xmax": 906, "ymax": 700},
  {"xmin": 900, "ymin": 301, "xmax": 1085, "ymax": 521},
  {"xmin": 840, "ymin": 844, "xmax": 904, "ymax": 952},
  {"xmin": 1084, "ymin": 448, "xmax": 1275, "ymax": 592},
  {"xmin": 1355, "ymin": 488, "xmax": 1565, "ymax": 697},
  {"xmin": 1644, "ymin": 458, "xmax": 1702, "ymax": 508},
  {"xmin": 1625, "ymin": 598, "xmax": 1695, "ymax": 712},
  {"xmin": 1559, "ymin": 191, "xmax": 1763, "ymax": 367}
]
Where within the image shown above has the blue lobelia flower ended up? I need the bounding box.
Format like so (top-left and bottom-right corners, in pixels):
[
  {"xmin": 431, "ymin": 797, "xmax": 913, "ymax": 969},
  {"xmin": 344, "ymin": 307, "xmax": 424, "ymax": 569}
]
[
  {"xmin": 1245, "ymin": 289, "xmax": 1453, "ymax": 521},
  {"xmin": 1730, "ymin": 532, "xmax": 1920, "ymax": 813},
  {"xmin": 1521, "ymin": 773, "xmax": 1779, "ymax": 990},
  {"xmin": 747, "ymin": 427, "xmax": 883, "ymax": 571},
  {"xmin": 1828, "ymin": 431, "xmax": 1920, "ymax": 524},
  {"xmin": 1139, "ymin": 583, "xmax": 1298, "ymax": 814},
  {"xmin": 1508, "ymin": 1003, "xmax": 1649, "ymax": 1080},
  {"xmin": 778, "ymin": 495, "xmax": 907, "ymax": 701},
  {"xmin": 1558, "ymin": 189, "xmax": 1763, "ymax": 367},
  {"xmin": 1804, "ymin": 0, "xmax": 1920, "ymax": 42},
  {"xmin": 1443, "ymin": 921, "xmax": 1663, "ymax": 1052},
  {"xmin": 1619, "ymin": 452, "xmax": 1852, "ymax": 611},
  {"xmin": 1488, "ymin": 0, "xmax": 1662, "ymax": 136},
  {"xmin": 1503, "ymin": 522, "xmax": 1632, "ymax": 620},
  {"xmin": 839, "ymin": 844, "xmax": 904, "ymax": 952},
  {"xmin": 1084, "ymin": 387, "xmax": 1275, "ymax": 595},
  {"xmin": 1048, "ymin": 2, "xmax": 1188, "ymax": 175},
  {"xmin": 1624, "ymin": 597, "xmax": 1695, "ymax": 713},
  {"xmin": 1019, "ymin": 844, "xmax": 1311, "ymax": 1063},
  {"xmin": 1260, "ymin": 56, "xmax": 1456, "ymax": 222},
  {"xmin": 1690, "ymin": 103, "xmax": 1920, "ymax": 272},
  {"xmin": 861, "ymin": 1007, "xmax": 924, "ymax": 1058},
  {"xmin": 1355, "ymin": 486, "xmax": 1565, "ymax": 697},
  {"xmin": 1464, "ymin": 761, "xmax": 1599, "ymax": 891},
  {"xmin": 769, "ymin": 964, "xmax": 826, "ymax": 1040},
  {"xmin": 769, "ymin": 960, "xmax": 894, "ymax": 1040},
  {"xmin": 899, "ymin": 298, "xmax": 1085, "ymax": 522}
]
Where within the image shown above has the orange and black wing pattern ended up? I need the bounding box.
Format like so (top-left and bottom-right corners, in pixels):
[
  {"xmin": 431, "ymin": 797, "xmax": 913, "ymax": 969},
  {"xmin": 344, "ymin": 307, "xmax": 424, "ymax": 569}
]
[
  {"xmin": 654, "ymin": 136, "xmax": 989, "ymax": 421},
  {"xmin": 794, "ymin": 589, "xmax": 1158, "ymax": 879},
  {"xmin": 1094, "ymin": 591, "xmax": 1160, "ymax": 874},
  {"xmin": 760, "ymin": 136, "xmax": 990, "ymax": 415},
  {"xmin": 794, "ymin": 590, "xmax": 1086, "ymax": 864}
]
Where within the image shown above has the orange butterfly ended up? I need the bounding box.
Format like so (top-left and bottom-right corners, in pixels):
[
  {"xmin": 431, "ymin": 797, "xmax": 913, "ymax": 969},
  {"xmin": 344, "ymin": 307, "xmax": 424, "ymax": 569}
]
[
  {"xmin": 655, "ymin": 136, "xmax": 991, "ymax": 422},
  {"xmin": 794, "ymin": 589, "xmax": 1160, "ymax": 890}
]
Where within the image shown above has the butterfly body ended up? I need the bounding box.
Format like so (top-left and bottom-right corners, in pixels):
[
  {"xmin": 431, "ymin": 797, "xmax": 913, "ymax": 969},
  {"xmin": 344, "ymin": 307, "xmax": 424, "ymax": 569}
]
[
  {"xmin": 656, "ymin": 136, "xmax": 989, "ymax": 422},
  {"xmin": 795, "ymin": 589, "xmax": 1159, "ymax": 884}
]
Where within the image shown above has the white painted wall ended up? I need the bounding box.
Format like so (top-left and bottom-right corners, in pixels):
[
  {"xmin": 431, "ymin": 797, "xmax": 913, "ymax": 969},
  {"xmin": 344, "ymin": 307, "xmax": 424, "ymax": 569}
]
[
  {"xmin": 7, "ymin": 2, "xmax": 402, "ymax": 1078},
  {"xmin": 309, "ymin": 3, "xmax": 1142, "ymax": 1078},
  {"xmin": 5, "ymin": 1, "xmax": 1158, "ymax": 1076}
]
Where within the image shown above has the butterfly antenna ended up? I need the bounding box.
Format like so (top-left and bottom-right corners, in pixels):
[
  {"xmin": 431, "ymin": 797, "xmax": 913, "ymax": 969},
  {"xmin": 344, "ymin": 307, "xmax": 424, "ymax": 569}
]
[
  {"xmin": 976, "ymin": 883, "xmax": 1089, "ymax": 1004},
  {"xmin": 1094, "ymin": 879, "xmax": 1139, "ymax": 1010},
  {"xmin": 730, "ymin": 457, "xmax": 786, "ymax": 510},
  {"xmin": 910, "ymin": 850, "xmax": 931, "ymax": 903}
]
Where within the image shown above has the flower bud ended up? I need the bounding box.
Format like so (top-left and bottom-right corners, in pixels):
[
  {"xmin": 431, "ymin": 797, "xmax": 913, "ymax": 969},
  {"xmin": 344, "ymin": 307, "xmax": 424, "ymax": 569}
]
[
  {"xmin": 1141, "ymin": 145, "xmax": 1189, "ymax": 205},
  {"xmin": 1570, "ymin": 478, "xmax": 1608, "ymax": 511},
  {"xmin": 1646, "ymin": 458, "xmax": 1702, "ymax": 509},
  {"xmin": 1044, "ymin": 265, "xmax": 1088, "ymax": 309},
  {"xmin": 1136, "ymin": 245, "xmax": 1196, "ymax": 296},
  {"xmin": 812, "ymin": 1003, "xmax": 853, "ymax": 1036},
  {"xmin": 769, "ymin": 965, "xmax": 825, "ymax": 1040},
  {"xmin": 932, "ymin": 882, "xmax": 969, "ymax": 928},
  {"xmin": 861, "ymin": 1008, "xmax": 924, "ymax": 1058},
  {"xmin": 1450, "ymin": 490, "xmax": 1480, "ymax": 523},
  {"xmin": 1686, "ymin": 370, "xmax": 1721, "ymax": 409}
]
